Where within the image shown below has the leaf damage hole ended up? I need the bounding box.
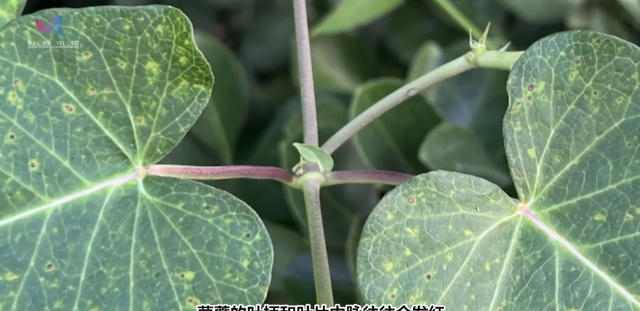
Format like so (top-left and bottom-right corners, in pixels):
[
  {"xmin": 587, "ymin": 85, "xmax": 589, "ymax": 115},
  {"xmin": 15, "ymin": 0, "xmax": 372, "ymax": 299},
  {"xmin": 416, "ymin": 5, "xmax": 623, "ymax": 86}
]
[
  {"xmin": 180, "ymin": 273, "xmax": 185, "ymax": 278},
  {"xmin": 29, "ymin": 160, "xmax": 39, "ymax": 170},
  {"xmin": 82, "ymin": 51, "xmax": 92, "ymax": 59},
  {"xmin": 9, "ymin": 91, "xmax": 17, "ymax": 99},
  {"xmin": 87, "ymin": 87, "xmax": 96, "ymax": 95},
  {"xmin": 187, "ymin": 298, "xmax": 199, "ymax": 307},
  {"xmin": 575, "ymin": 59, "xmax": 581, "ymax": 65},
  {"xmin": 245, "ymin": 233, "xmax": 251, "ymax": 238},
  {"xmin": 63, "ymin": 104, "xmax": 74, "ymax": 113},
  {"xmin": 407, "ymin": 197, "xmax": 415, "ymax": 204},
  {"xmin": 390, "ymin": 294, "xmax": 396, "ymax": 299},
  {"xmin": 13, "ymin": 79, "xmax": 20, "ymax": 86},
  {"xmin": 526, "ymin": 95, "xmax": 532, "ymax": 101},
  {"xmin": 425, "ymin": 274, "xmax": 432, "ymax": 280},
  {"xmin": 6, "ymin": 133, "xmax": 16, "ymax": 141},
  {"xmin": 527, "ymin": 84, "xmax": 535, "ymax": 91},
  {"xmin": 45, "ymin": 263, "xmax": 54, "ymax": 271},
  {"xmin": 118, "ymin": 62, "xmax": 126, "ymax": 68}
]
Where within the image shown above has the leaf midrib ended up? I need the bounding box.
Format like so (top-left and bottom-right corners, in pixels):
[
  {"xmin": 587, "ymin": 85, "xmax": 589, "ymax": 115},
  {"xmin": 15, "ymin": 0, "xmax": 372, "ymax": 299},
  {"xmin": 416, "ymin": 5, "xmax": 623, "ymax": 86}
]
[
  {"xmin": 524, "ymin": 207, "xmax": 640, "ymax": 307},
  {"xmin": 0, "ymin": 170, "xmax": 139, "ymax": 228}
]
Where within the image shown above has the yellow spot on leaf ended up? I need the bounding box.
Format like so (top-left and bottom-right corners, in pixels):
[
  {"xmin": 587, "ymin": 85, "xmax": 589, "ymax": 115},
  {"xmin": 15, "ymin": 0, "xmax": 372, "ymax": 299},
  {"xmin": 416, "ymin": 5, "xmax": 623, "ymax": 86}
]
[
  {"xmin": 484, "ymin": 262, "xmax": 490, "ymax": 271},
  {"xmin": 405, "ymin": 227, "xmax": 419, "ymax": 237},
  {"xmin": 593, "ymin": 213, "xmax": 606, "ymax": 221},
  {"xmin": 3, "ymin": 272, "xmax": 18, "ymax": 281},
  {"xmin": 527, "ymin": 148, "xmax": 536, "ymax": 158},
  {"xmin": 385, "ymin": 211, "xmax": 394, "ymax": 220},
  {"xmin": 180, "ymin": 271, "xmax": 195, "ymax": 280},
  {"xmin": 383, "ymin": 261, "xmax": 393, "ymax": 272},
  {"xmin": 463, "ymin": 229, "xmax": 473, "ymax": 236}
]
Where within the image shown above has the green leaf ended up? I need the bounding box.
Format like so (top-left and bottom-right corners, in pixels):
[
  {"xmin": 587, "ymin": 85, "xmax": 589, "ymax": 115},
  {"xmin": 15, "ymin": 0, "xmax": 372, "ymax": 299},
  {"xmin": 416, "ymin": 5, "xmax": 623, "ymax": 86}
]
[
  {"xmin": 349, "ymin": 78, "xmax": 442, "ymax": 174},
  {"xmin": 280, "ymin": 98, "xmax": 377, "ymax": 250},
  {"xmin": 292, "ymin": 143, "xmax": 335, "ymax": 173},
  {"xmin": 291, "ymin": 35, "xmax": 377, "ymax": 93},
  {"xmin": 0, "ymin": 6, "xmax": 273, "ymax": 308},
  {"xmin": 311, "ymin": 0, "xmax": 405, "ymax": 36},
  {"xmin": 418, "ymin": 122, "xmax": 512, "ymax": 187},
  {"xmin": 0, "ymin": 0, "xmax": 25, "ymax": 29},
  {"xmin": 190, "ymin": 30, "xmax": 250, "ymax": 165},
  {"xmin": 357, "ymin": 29, "xmax": 640, "ymax": 309},
  {"xmin": 357, "ymin": 171, "xmax": 517, "ymax": 306}
]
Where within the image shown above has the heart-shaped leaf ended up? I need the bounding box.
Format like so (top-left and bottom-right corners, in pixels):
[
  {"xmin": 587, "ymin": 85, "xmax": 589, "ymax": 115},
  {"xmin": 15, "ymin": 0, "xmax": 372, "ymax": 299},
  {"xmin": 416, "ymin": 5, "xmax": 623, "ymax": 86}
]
[
  {"xmin": 0, "ymin": 6, "xmax": 272, "ymax": 309},
  {"xmin": 357, "ymin": 30, "xmax": 640, "ymax": 309}
]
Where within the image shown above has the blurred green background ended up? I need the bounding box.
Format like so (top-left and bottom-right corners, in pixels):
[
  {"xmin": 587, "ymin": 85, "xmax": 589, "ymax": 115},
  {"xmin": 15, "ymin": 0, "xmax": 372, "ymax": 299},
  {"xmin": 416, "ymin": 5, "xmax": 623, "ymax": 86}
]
[{"xmin": 23, "ymin": 0, "xmax": 640, "ymax": 304}]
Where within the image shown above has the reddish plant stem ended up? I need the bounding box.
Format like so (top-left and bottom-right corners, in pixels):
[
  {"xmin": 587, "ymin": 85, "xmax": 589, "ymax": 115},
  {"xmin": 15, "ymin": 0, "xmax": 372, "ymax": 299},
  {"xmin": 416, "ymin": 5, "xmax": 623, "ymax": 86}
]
[
  {"xmin": 326, "ymin": 170, "xmax": 412, "ymax": 186},
  {"xmin": 147, "ymin": 165, "xmax": 294, "ymax": 185}
]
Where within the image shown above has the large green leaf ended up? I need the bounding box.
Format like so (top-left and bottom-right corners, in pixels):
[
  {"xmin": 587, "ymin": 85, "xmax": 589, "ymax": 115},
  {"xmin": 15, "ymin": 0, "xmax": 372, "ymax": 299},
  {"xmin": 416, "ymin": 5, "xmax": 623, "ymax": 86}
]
[
  {"xmin": 311, "ymin": 0, "xmax": 404, "ymax": 36},
  {"xmin": 357, "ymin": 30, "xmax": 640, "ymax": 309},
  {"xmin": 190, "ymin": 30, "xmax": 250, "ymax": 165},
  {"xmin": 0, "ymin": 6, "xmax": 272, "ymax": 309},
  {"xmin": 349, "ymin": 78, "xmax": 442, "ymax": 174}
]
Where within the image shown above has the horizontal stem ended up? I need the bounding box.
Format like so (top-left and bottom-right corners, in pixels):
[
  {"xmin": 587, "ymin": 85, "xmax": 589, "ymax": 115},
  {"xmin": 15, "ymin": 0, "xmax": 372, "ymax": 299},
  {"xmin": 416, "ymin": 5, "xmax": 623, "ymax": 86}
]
[
  {"xmin": 325, "ymin": 170, "xmax": 412, "ymax": 186},
  {"xmin": 147, "ymin": 165, "xmax": 294, "ymax": 185}
]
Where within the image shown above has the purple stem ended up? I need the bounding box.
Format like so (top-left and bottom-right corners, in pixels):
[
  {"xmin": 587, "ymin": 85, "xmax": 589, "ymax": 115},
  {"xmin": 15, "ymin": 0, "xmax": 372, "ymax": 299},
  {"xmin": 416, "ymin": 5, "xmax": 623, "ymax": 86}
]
[
  {"xmin": 147, "ymin": 165, "xmax": 294, "ymax": 185},
  {"xmin": 326, "ymin": 170, "xmax": 412, "ymax": 186}
]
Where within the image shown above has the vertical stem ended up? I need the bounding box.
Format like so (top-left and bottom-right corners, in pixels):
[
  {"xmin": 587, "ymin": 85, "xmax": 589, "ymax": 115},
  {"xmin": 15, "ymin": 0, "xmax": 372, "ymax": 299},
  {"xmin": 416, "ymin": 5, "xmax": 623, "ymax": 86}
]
[
  {"xmin": 292, "ymin": 0, "xmax": 334, "ymax": 305},
  {"xmin": 293, "ymin": 0, "xmax": 319, "ymax": 146},
  {"xmin": 302, "ymin": 179, "xmax": 334, "ymax": 305}
]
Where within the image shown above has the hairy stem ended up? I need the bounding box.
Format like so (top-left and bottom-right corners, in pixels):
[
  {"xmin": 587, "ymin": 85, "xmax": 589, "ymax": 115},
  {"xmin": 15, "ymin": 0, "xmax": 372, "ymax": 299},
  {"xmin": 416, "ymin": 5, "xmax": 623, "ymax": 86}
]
[
  {"xmin": 326, "ymin": 170, "xmax": 412, "ymax": 186},
  {"xmin": 322, "ymin": 55, "xmax": 472, "ymax": 155},
  {"xmin": 302, "ymin": 180, "xmax": 333, "ymax": 305},
  {"xmin": 146, "ymin": 165, "xmax": 294, "ymax": 184},
  {"xmin": 293, "ymin": 0, "xmax": 334, "ymax": 305},
  {"xmin": 293, "ymin": 0, "xmax": 319, "ymax": 146}
]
